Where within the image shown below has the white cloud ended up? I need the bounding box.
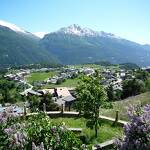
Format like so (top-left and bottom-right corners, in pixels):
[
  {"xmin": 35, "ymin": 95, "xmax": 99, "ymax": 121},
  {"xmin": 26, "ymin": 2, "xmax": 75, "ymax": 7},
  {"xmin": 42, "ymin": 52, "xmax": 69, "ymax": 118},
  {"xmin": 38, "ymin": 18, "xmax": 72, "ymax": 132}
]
[{"xmin": 33, "ymin": 32, "xmax": 47, "ymax": 38}]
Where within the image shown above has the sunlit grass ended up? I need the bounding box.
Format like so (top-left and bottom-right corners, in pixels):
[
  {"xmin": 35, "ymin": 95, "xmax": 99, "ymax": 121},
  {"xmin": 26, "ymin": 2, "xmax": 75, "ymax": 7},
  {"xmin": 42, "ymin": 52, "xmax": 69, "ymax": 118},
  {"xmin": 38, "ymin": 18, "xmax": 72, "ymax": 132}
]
[
  {"xmin": 26, "ymin": 71, "xmax": 56, "ymax": 83},
  {"xmin": 101, "ymin": 92, "xmax": 150, "ymax": 121},
  {"xmin": 43, "ymin": 78, "xmax": 80, "ymax": 88},
  {"xmin": 51, "ymin": 117, "xmax": 123, "ymax": 144}
]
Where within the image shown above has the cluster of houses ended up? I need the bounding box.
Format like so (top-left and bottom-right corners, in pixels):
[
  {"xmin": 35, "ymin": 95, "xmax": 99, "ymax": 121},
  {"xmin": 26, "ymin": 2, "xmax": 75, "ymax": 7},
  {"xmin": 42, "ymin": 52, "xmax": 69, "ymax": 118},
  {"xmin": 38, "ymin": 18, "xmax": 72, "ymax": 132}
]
[
  {"xmin": 21, "ymin": 87, "xmax": 76, "ymax": 111},
  {"xmin": 46, "ymin": 67, "xmax": 95, "ymax": 84},
  {"xmin": 17, "ymin": 67, "xmax": 95, "ymax": 111},
  {"xmin": 4, "ymin": 69, "xmax": 30, "ymax": 83},
  {"xmin": 2, "ymin": 66, "xmax": 139, "ymax": 113},
  {"xmin": 101, "ymin": 68, "xmax": 135, "ymax": 91},
  {"xmin": 142, "ymin": 66, "xmax": 150, "ymax": 72}
]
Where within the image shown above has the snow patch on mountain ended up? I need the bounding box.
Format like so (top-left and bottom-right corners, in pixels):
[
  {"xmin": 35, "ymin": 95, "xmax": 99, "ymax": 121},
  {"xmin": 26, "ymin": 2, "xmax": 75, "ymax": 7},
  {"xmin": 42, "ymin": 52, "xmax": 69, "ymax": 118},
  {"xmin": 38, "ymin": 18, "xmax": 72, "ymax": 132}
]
[
  {"xmin": 0, "ymin": 20, "xmax": 26, "ymax": 33},
  {"xmin": 58, "ymin": 24, "xmax": 98, "ymax": 36},
  {"xmin": 56, "ymin": 24, "xmax": 122, "ymax": 39},
  {"xmin": 34, "ymin": 32, "xmax": 47, "ymax": 38}
]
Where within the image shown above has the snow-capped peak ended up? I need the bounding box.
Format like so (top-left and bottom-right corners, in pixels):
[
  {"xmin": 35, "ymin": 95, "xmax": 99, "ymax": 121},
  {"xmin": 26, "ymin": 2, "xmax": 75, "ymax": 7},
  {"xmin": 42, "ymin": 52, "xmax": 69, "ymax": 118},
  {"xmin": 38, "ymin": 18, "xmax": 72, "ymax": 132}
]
[
  {"xmin": 56, "ymin": 24, "xmax": 122, "ymax": 39},
  {"xmin": 58, "ymin": 24, "xmax": 98, "ymax": 36},
  {"xmin": 0, "ymin": 20, "xmax": 26, "ymax": 33}
]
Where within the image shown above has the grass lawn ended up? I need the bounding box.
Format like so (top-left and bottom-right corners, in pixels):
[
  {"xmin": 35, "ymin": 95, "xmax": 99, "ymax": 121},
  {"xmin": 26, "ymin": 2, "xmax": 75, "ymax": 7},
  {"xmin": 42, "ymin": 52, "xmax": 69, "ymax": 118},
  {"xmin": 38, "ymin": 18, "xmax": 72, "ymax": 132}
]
[
  {"xmin": 43, "ymin": 78, "xmax": 80, "ymax": 88},
  {"xmin": 51, "ymin": 117, "xmax": 123, "ymax": 144},
  {"xmin": 26, "ymin": 71, "xmax": 56, "ymax": 83},
  {"xmin": 101, "ymin": 92, "xmax": 150, "ymax": 121}
]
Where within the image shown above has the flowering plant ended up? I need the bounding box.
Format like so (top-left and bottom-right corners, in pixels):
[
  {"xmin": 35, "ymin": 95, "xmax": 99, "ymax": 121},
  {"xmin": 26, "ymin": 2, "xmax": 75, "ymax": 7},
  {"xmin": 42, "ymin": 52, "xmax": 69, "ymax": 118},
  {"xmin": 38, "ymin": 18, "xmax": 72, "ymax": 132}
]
[
  {"xmin": 115, "ymin": 104, "xmax": 150, "ymax": 150},
  {"xmin": 0, "ymin": 112, "xmax": 82, "ymax": 150}
]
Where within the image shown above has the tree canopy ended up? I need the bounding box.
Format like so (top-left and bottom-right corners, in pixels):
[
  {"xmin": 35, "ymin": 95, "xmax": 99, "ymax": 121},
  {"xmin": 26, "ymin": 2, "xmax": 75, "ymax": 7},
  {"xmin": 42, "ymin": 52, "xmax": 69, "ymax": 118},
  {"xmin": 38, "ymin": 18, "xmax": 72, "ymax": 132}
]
[{"xmin": 75, "ymin": 72, "xmax": 108, "ymax": 137}]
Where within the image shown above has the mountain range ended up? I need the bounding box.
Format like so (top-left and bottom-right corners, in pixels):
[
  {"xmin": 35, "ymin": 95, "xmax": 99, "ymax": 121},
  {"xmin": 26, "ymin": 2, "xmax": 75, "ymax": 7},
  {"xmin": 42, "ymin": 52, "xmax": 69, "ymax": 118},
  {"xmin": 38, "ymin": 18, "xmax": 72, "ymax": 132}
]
[
  {"xmin": 0, "ymin": 20, "xmax": 58, "ymax": 68},
  {"xmin": 0, "ymin": 20, "xmax": 150, "ymax": 67}
]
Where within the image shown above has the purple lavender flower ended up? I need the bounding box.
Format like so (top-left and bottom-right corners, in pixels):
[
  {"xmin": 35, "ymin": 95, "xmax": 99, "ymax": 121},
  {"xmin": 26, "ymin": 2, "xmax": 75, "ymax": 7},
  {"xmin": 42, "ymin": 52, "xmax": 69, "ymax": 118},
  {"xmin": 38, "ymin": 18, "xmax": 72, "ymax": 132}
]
[
  {"xmin": 32, "ymin": 142, "xmax": 37, "ymax": 150},
  {"xmin": 39, "ymin": 142, "xmax": 45, "ymax": 150},
  {"xmin": 4, "ymin": 128, "xmax": 13, "ymax": 134},
  {"xmin": 115, "ymin": 104, "xmax": 150, "ymax": 150}
]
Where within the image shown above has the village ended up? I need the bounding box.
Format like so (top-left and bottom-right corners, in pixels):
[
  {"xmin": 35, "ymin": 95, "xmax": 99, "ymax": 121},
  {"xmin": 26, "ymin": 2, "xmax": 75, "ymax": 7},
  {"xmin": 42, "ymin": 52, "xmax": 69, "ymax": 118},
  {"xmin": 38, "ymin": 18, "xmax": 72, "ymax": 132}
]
[{"xmin": 1, "ymin": 64, "xmax": 138, "ymax": 113}]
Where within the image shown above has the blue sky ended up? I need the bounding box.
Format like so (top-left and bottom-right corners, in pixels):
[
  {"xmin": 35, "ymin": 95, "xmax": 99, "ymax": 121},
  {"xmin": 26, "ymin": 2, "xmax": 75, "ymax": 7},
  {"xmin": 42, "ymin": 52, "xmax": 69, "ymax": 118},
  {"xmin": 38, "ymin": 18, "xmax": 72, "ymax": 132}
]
[{"xmin": 0, "ymin": 0, "xmax": 150, "ymax": 44}]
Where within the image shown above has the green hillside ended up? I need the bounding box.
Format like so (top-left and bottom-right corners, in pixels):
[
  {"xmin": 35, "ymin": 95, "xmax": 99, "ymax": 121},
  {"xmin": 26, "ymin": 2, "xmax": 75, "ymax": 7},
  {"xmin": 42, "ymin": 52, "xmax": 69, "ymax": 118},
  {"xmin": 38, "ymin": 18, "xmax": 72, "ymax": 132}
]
[
  {"xmin": 41, "ymin": 26, "xmax": 150, "ymax": 66},
  {"xmin": 101, "ymin": 92, "xmax": 150, "ymax": 121},
  {"xmin": 0, "ymin": 26, "xmax": 58, "ymax": 67}
]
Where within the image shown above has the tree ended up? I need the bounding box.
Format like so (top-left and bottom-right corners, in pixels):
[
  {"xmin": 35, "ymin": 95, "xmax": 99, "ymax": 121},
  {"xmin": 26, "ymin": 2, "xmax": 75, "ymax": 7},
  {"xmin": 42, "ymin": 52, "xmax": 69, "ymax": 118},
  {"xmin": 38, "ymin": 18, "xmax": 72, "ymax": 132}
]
[
  {"xmin": 0, "ymin": 79, "xmax": 16, "ymax": 103},
  {"xmin": 75, "ymin": 73, "xmax": 107, "ymax": 137},
  {"xmin": 56, "ymin": 78, "xmax": 65, "ymax": 85},
  {"xmin": 39, "ymin": 94, "xmax": 60, "ymax": 111},
  {"xmin": 106, "ymin": 85, "xmax": 115, "ymax": 101},
  {"xmin": 114, "ymin": 89, "xmax": 122, "ymax": 100},
  {"xmin": 28, "ymin": 95, "xmax": 40, "ymax": 112},
  {"xmin": 134, "ymin": 69, "xmax": 149, "ymax": 81},
  {"xmin": 122, "ymin": 79, "xmax": 146, "ymax": 99}
]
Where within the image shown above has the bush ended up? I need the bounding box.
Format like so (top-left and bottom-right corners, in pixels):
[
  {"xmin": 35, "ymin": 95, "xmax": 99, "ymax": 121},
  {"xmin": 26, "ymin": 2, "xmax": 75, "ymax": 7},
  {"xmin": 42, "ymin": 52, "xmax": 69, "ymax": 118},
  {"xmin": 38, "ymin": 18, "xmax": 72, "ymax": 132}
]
[
  {"xmin": 115, "ymin": 105, "xmax": 150, "ymax": 150},
  {"xmin": 78, "ymin": 134, "xmax": 90, "ymax": 144},
  {"xmin": 0, "ymin": 112, "xmax": 82, "ymax": 150}
]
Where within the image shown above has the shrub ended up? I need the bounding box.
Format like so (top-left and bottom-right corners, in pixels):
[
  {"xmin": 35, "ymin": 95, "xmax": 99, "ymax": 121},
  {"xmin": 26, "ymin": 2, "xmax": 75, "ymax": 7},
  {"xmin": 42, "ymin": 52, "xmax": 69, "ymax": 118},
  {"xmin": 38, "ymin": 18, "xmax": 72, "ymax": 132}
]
[
  {"xmin": 0, "ymin": 112, "xmax": 82, "ymax": 150},
  {"xmin": 115, "ymin": 105, "xmax": 150, "ymax": 150}
]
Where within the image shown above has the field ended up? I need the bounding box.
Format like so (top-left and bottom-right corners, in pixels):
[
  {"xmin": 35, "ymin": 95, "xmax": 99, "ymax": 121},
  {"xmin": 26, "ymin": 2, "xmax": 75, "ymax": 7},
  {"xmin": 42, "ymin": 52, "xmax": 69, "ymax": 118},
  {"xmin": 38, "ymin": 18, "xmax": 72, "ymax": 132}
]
[
  {"xmin": 51, "ymin": 117, "xmax": 123, "ymax": 144},
  {"xmin": 43, "ymin": 78, "xmax": 80, "ymax": 88},
  {"xmin": 26, "ymin": 71, "xmax": 56, "ymax": 83},
  {"xmin": 101, "ymin": 92, "xmax": 150, "ymax": 121}
]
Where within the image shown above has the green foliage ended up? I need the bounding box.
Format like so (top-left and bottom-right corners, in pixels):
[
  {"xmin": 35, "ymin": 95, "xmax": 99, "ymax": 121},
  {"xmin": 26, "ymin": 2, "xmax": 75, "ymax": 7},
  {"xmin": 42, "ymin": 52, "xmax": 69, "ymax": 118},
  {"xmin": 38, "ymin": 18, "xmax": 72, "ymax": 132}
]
[
  {"xmin": 39, "ymin": 94, "xmax": 60, "ymax": 111},
  {"xmin": 41, "ymin": 31, "xmax": 150, "ymax": 66},
  {"xmin": 134, "ymin": 70, "xmax": 150, "ymax": 91},
  {"xmin": 0, "ymin": 77, "xmax": 26, "ymax": 104},
  {"xmin": 122, "ymin": 78, "xmax": 146, "ymax": 98},
  {"xmin": 0, "ymin": 26, "xmax": 58, "ymax": 67},
  {"xmin": 51, "ymin": 117, "xmax": 123, "ymax": 145},
  {"xmin": 145, "ymin": 77, "xmax": 150, "ymax": 90},
  {"xmin": 75, "ymin": 73, "xmax": 108, "ymax": 137},
  {"xmin": 56, "ymin": 78, "xmax": 65, "ymax": 85},
  {"xmin": 43, "ymin": 78, "xmax": 80, "ymax": 88},
  {"xmin": 0, "ymin": 113, "xmax": 82, "ymax": 150},
  {"xmin": 119, "ymin": 63, "xmax": 140, "ymax": 70},
  {"xmin": 26, "ymin": 71, "xmax": 56, "ymax": 83},
  {"xmin": 101, "ymin": 92, "xmax": 150, "ymax": 121},
  {"xmin": 0, "ymin": 79, "xmax": 16, "ymax": 103},
  {"xmin": 106, "ymin": 85, "xmax": 115, "ymax": 101},
  {"xmin": 106, "ymin": 85, "xmax": 122, "ymax": 101},
  {"xmin": 28, "ymin": 94, "xmax": 60, "ymax": 112},
  {"xmin": 94, "ymin": 61, "xmax": 113, "ymax": 66},
  {"xmin": 28, "ymin": 95, "xmax": 41, "ymax": 112},
  {"xmin": 134, "ymin": 69, "xmax": 149, "ymax": 81},
  {"xmin": 12, "ymin": 63, "xmax": 62, "ymax": 70}
]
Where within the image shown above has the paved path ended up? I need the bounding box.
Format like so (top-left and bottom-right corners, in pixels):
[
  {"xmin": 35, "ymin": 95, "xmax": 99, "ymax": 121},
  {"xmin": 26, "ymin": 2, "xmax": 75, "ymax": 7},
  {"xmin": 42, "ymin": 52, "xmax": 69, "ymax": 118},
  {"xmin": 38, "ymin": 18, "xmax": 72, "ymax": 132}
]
[{"xmin": 99, "ymin": 115, "xmax": 128, "ymax": 125}]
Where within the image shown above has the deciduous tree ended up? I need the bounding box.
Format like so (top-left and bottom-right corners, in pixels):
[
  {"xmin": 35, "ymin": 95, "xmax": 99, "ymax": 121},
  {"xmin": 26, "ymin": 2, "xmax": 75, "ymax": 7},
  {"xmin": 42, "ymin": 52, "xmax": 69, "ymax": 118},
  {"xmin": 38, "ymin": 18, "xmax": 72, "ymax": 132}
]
[{"xmin": 75, "ymin": 73, "xmax": 108, "ymax": 137}]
